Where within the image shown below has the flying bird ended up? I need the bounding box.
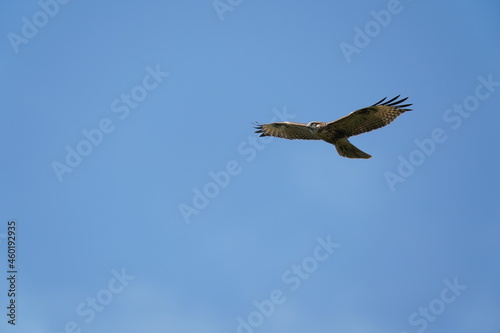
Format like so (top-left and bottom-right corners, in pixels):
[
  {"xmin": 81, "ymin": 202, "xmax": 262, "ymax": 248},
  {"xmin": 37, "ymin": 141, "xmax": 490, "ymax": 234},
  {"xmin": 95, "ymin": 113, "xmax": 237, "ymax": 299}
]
[{"xmin": 254, "ymin": 95, "xmax": 412, "ymax": 159}]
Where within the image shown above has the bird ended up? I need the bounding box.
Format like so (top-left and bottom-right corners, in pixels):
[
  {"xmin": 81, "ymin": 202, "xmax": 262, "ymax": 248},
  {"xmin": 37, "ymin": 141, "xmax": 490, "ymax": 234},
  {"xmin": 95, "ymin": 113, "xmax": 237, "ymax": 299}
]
[{"xmin": 254, "ymin": 95, "xmax": 412, "ymax": 159}]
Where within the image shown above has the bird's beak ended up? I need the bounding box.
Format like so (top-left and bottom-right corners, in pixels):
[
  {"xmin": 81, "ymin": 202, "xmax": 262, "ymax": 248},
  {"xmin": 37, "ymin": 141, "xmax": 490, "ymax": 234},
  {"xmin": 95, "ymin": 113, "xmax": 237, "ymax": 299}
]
[{"xmin": 306, "ymin": 123, "xmax": 315, "ymax": 131}]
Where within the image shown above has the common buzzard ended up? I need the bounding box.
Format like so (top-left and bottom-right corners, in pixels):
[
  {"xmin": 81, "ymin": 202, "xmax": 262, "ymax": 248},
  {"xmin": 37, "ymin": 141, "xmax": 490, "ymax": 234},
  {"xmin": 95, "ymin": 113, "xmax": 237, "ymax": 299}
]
[{"xmin": 254, "ymin": 95, "xmax": 412, "ymax": 159}]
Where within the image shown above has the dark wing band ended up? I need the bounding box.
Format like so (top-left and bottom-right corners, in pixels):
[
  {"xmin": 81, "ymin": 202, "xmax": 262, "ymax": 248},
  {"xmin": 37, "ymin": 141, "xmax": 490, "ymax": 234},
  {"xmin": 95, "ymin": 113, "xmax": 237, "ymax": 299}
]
[
  {"xmin": 325, "ymin": 95, "xmax": 412, "ymax": 137},
  {"xmin": 253, "ymin": 122, "xmax": 320, "ymax": 140}
]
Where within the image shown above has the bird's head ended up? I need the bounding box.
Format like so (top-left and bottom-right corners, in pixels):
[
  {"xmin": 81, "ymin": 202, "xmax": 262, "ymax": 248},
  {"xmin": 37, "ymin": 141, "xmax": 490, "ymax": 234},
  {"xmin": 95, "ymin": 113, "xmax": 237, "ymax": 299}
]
[{"xmin": 306, "ymin": 121, "xmax": 324, "ymax": 133}]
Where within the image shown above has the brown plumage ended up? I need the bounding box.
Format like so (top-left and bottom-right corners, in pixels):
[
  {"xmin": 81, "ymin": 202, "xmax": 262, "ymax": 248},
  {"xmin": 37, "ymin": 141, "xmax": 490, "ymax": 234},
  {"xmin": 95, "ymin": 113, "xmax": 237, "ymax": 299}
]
[{"xmin": 254, "ymin": 96, "xmax": 412, "ymax": 159}]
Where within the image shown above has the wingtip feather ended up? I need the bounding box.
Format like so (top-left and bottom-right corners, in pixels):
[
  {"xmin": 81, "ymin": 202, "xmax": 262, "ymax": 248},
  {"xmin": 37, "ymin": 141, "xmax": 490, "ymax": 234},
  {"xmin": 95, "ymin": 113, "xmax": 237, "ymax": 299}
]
[{"xmin": 373, "ymin": 95, "xmax": 413, "ymax": 111}]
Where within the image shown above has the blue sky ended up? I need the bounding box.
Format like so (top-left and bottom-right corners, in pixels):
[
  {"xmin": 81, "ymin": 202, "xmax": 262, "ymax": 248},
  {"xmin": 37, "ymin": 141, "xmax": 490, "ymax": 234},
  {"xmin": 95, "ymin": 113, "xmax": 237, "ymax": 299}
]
[{"xmin": 1, "ymin": 1, "xmax": 500, "ymax": 332}]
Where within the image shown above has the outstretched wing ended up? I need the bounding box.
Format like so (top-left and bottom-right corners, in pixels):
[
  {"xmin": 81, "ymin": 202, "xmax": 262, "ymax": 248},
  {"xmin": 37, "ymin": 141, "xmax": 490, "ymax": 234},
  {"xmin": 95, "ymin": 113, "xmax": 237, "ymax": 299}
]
[
  {"xmin": 325, "ymin": 96, "xmax": 412, "ymax": 137},
  {"xmin": 253, "ymin": 122, "xmax": 320, "ymax": 140}
]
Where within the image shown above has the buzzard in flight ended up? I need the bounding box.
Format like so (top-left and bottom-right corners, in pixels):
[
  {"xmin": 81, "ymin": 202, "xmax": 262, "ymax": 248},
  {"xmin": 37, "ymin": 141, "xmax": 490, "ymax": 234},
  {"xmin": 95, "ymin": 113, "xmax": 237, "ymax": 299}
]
[{"xmin": 254, "ymin": 95, "xmax": 412, "ymax": 159}]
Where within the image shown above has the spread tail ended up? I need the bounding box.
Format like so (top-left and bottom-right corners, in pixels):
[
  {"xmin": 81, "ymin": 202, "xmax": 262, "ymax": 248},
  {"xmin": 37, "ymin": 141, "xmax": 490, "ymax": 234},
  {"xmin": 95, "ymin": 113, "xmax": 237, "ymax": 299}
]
[{"xmin": 334, "ymin": 138, "xmax": 372, "ymax": 159}]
